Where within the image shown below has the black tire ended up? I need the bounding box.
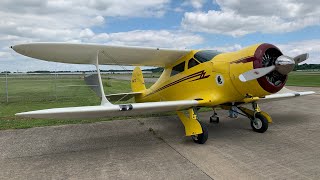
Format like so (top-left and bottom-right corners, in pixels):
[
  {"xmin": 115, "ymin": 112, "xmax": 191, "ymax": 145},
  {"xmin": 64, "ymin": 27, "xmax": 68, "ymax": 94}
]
[
  {"xmin": 210, "ymin": 116, "xmax": 219, "ymax": 123},
  {"xmin": 192, "ymin": 121, "xmax": 208, "ymax": 144},
  {"xmin": 250, "ymin": 113, "xmax": 268, "ymax": 133}
]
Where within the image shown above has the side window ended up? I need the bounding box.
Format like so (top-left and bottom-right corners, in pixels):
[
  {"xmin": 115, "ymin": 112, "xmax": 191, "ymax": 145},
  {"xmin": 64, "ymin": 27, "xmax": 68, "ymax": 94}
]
[
  {"xmin": 188, "ymin": 58, "xmax": 200, "ymax": 69},
  {"xmin": 171, "ymin": 62, "xmax": 185, "ymax": 76}
]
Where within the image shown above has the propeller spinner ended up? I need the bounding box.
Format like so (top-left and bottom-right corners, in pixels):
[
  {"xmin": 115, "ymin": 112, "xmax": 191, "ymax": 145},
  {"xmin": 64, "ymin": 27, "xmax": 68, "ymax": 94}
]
[{"xmin": 239, "ymin": 53, "xmax": 309, "ymax": 82}]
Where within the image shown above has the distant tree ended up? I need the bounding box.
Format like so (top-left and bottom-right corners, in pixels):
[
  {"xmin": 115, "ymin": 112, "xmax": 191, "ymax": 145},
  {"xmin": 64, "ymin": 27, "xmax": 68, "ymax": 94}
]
[{"xmin": 294, "ymin": 64, "xmax": 320, "ymax": 71}]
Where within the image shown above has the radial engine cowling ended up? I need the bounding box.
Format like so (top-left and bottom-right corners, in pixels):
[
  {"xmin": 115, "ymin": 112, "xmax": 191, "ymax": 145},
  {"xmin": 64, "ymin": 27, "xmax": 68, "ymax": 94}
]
[
  {"xmin": 252, "ymin": 44, "xmax": 287, "ymax": 93},
  {"xmin": 230, "ymin": 43, "xmax": 287, "ymax": 97}
]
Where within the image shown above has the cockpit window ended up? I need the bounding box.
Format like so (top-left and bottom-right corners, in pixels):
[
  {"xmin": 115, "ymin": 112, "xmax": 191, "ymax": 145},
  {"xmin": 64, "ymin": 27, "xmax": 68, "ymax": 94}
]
[
  {"xmin": 171, "ymin": 61, "xmax": 185, "ymax": 76},
  {"xmin": 188, "ymin": 58, "xmax": 200, "ymax": 69},
  {"xmin": 194, "ymin": 50, "xmax": 221, "ymax": 63}
]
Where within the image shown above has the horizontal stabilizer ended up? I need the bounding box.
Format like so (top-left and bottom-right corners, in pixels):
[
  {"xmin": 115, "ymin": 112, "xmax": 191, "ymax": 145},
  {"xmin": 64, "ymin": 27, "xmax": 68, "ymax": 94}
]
[{"xmin": 16, "ymin": 100, "xmax": 199, "ymax": 119}]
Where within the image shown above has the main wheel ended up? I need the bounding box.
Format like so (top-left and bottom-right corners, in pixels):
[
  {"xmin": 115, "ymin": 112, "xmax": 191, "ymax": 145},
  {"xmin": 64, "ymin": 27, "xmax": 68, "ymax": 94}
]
[
  {"xmin": 192, "ymin": 121, "xmax": 208, "ymax": 144},
  {"xmin": 250, "ymin": 113, "xmax": 268, "ymax": 133}
]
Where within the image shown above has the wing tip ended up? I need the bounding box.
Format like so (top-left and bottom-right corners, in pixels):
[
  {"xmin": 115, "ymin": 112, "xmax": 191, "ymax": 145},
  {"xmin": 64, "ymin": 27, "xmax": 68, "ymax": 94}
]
[
  {"xmin": 300, "ymin": 91, "xmax": 315, "ymax": 95},
  {"xmin": 15, "ymin": 112, "xmax": 29, "ymax": 118}
]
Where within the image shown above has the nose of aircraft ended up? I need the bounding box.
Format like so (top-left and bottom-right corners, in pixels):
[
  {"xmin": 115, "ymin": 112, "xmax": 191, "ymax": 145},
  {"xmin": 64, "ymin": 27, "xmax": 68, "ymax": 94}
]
[
  {"xmin": 275, "ymin": 55, "xmax": 295, "ymax": 75},
  {"xmin": 239, "ymin": 53, "xmax": 309, "ymax": 82}
]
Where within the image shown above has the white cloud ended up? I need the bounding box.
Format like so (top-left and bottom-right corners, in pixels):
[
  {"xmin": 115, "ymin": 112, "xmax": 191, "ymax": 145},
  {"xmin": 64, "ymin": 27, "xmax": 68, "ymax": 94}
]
[
  {"xmin": 216, "ymin": 0, "xmax": 319, "ymax": 18},
  {"xmin": 103, "ymin": 30, "xmax": 203, "ymax": 48},
  {"xmin": 80, "ymin": 29, "xmax": 95, "ymax": 39},
  {"xmin": 190, "ymin": 0, "xmax": 206, "ymax": 9},
  {"xmin": 1, "ymin": 30, "xmax": 203, "ymax": 71},
  {"xmin": 182, "ymin": 0, "xmax": 320, "ymax": 36},
  {"xmin": 0, "ymin": 0, "xmax": 170, "ymax": 17},
  {"xmin": 0, "ymin": 0, "xmax": 195, "ymax": 71},
  {"xmin": 182, "ymin": 0, "xmax": 206, "ymax": 9},
  {"xmin": 277, "ymin": 39, "xmax": 320, "ymax": 64},
  {"xmin": 209, "ymin": 44, "xmax": 243, "ymax": 52}
]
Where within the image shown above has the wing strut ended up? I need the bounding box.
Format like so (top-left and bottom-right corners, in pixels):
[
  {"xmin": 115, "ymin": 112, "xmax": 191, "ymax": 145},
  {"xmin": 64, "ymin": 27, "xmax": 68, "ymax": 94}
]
[{"xmin": 95, "ymin": 51, "xmax": 112, "ymax": 106}]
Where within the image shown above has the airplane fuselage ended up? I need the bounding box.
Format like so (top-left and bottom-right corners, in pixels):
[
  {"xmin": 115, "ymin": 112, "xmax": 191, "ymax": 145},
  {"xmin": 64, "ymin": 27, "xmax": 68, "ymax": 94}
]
[{"xmin": 136, "ymin": 43, "xmax": 287, "ymax": 107}]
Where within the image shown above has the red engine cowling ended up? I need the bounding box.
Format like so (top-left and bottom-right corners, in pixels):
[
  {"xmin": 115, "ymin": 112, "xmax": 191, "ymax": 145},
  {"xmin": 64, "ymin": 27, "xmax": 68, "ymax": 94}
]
[{"xmin": 253, "ymin": 43, "xmax": 288, "ymax": 93}]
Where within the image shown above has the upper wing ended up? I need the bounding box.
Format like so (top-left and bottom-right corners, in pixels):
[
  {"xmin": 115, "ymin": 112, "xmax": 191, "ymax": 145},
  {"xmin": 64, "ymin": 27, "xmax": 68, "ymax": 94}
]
[
  {"xmin": 259, "ymin": 87, "xmax": 315, "ymax": 103},
  {"xmin": 11, "ymin": 43, "xmax": 190, "ymax": 67},
  {"xmin": 16, "ymin": 100, "xmax": 198, "ymax": 119}
]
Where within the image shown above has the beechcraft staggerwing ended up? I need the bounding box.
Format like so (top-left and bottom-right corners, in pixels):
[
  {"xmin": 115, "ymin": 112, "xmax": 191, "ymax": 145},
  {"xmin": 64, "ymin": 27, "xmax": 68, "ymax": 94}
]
[{"xmin": 11, "ymin": 43, "xmax": 315, "ymax": 144}]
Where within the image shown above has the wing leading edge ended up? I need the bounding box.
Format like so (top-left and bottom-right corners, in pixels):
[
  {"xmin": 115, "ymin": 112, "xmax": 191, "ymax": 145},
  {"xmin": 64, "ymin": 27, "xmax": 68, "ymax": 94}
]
[
  {"xmin": 259, "ymin": 87, "xmax": 315, "ymax": 103},
  {"xmin": 16, "ymin": 100, "xmax": 199, "ymax": 119}
]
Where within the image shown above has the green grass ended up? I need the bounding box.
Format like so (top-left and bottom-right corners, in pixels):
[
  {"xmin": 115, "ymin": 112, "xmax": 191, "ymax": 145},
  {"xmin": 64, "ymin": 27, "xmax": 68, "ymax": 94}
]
[
  {"xmin": 0, "ymin": 71, "xmax": 318, "ymax": 130},
  {"xmin": 286, "ymin": 71, "xmax": 320, "ymax": 87},
  {"xmin": 0, "ymin": 74, "xmax": 157, "ymax": 130}
]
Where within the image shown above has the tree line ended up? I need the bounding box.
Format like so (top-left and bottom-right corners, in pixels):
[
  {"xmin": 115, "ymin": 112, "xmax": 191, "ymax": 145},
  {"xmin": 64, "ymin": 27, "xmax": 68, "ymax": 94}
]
[{"xmin": 1, "ymin": 64, "xmax": 319, "ymax": 74}]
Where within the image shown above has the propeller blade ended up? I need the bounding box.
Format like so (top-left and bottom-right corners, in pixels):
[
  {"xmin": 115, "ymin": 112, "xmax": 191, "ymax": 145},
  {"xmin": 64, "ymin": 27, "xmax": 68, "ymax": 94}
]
[
  {"xmin": 239, "ymin": 66, "xmax": 275, "ymax": 82},
  {"xmin": 293, "ymin": 53, "xmax": 309, "ymax": 64}
]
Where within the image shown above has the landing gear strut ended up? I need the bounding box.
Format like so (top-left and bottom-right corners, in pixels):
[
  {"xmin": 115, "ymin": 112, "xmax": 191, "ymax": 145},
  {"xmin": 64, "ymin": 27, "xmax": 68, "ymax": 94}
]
[
  {"xmin": 249, "ymin": 102, "xmax": 268, "ymax": 133},
  {"xmin": 236, "ymin": 102, "xmax": 270, "ymax": 133},
  {"xmin": 210, "ymin": 109, "xmax": 219, "ymax": 123},
  {"xmin": 227, "ymin": 102, "xmax": 271, "ymax": 133},
  {"xmin": 177, "ymin": 108, "xmax": 208, "ymax": 144}
]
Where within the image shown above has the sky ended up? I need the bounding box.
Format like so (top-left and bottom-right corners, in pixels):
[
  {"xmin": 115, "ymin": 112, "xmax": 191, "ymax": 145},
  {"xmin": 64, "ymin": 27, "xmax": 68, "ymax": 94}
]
[{"xmin": 0, "ymin": 0, "xmax": 319, "ymax": 72}]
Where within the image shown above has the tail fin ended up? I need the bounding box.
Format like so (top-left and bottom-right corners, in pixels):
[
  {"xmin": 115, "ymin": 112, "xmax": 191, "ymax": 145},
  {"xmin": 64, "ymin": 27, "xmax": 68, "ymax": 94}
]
[{"xmin": 131, "ymin": 66, "xmax": 146, "ymax": 92}]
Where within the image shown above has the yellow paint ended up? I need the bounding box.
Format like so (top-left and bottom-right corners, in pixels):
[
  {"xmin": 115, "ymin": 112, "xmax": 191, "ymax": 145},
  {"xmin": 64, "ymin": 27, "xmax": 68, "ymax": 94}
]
[
  {"xmin": 176, "ymin": 109, "xmax": 203, "ymax": 136},
  {"xmin": 238, "ymin": 107, "xmax": 272, "ymax": 123},
  {"xmin": 133, "ymin": 43, "xmax": 272, "ymax": 106},
  {"xmin": 243, "ymin": 97, "xmax": 260, "ymax": 103},
  {"xmin": 131, "ymin": 66, "xmax": 146, "ymax": 92},
  {"xmin": 260, "ymin": 111, "xmax": 273, "ymax": 123},
  {"xmin": 130, "ymin": 43, "xmax": 277, "ymax": 135}
]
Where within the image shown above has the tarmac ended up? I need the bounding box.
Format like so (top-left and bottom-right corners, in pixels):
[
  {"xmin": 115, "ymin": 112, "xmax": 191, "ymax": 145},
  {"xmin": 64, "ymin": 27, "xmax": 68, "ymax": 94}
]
[{"xmin": 0, "ymin": 86, "xmax": 319, "ymax": 180}]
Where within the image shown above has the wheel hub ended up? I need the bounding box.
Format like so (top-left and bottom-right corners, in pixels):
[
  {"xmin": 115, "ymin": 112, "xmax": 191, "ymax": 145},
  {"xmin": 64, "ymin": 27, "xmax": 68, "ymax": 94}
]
[{"xmin": 253, "ymin": 118, "xmax": 263, "ymax": 129}]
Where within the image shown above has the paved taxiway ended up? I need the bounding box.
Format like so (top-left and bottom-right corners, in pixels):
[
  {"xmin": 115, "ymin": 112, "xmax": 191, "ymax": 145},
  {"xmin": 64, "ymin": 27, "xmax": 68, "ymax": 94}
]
[{"xmin": 0, "ymin": 86, "xmax": 319, "ymax": 179}]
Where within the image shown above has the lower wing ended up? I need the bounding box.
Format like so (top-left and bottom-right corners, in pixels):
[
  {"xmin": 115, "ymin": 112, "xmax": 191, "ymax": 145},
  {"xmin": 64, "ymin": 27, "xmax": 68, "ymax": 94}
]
[
  {"xmin": 16, "ymin": 100, "xmax": 198, "ymax": 119},
  {"xmin": 259, "ymin": 87, "xmax": 315, "ymax": 103}
]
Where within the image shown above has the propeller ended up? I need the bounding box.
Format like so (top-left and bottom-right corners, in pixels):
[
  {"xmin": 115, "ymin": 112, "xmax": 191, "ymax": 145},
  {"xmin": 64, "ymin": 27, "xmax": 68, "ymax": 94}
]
[{"xmin": 239, "ymin": 53, "xmax": 309, "ymax": 82}]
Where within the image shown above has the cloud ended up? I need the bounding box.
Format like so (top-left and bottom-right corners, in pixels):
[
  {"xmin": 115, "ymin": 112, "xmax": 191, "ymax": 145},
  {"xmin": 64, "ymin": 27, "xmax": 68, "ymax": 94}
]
[
  {"xmin": 182, "ymin": 0, "xmax": 320, "ymax": 36},
  {"xmin": 0, "ymin": 0, "xmax": 172, "ymax": 42},
  {"xmin": 0, "ymin": 0, "xmax": 193, "ymax": 71},
  {"xmin": 210, "ymin": 44, "xmax": 243, "ymax": 52},
  {"xmin": 276, "ymin": 39, "xmax": 320, "ymax": 64},
  {"xmin": 1, "ymin": 30, "xmax": 203, "ymax": 72},
  {"xmin": 0, "ymin": 0, "xmax": 170, "ymax": 17},
  {"xmin": 88, "ymin": 30, "xmax": 204, "ymax": 48},
  {"xmin": 190, "ymin": 0, "xmax": 206, "ymax": 9},
  {"xmin": 181, "ymin": 0, "xmax": 206, "ymax": 10}
]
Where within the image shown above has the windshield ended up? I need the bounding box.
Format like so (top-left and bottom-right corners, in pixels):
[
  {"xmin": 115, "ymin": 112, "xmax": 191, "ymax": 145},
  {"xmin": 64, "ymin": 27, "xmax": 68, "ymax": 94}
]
[{"xmin": 194, "ymin": 50, "xmax": 221, "ymax": 63}]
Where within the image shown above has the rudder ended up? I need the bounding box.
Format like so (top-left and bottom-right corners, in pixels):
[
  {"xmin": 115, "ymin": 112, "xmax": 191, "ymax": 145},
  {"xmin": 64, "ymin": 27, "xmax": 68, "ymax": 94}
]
[{"xmin": 131, "ymin": 66, "xmax": 146, "ymax": 92}]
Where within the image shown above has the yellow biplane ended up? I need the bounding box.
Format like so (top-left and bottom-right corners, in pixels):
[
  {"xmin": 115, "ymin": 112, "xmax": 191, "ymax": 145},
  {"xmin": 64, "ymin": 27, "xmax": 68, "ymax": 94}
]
[{"xmin": 12, "ymin": 43, "xmax": 314, "ymax": 144}]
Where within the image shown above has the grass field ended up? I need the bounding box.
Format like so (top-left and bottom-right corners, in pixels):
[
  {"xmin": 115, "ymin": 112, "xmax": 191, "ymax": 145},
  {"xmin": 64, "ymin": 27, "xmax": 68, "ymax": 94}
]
[
  {"xmin": 0, "ymin": 71, "xmax": 319, "ymax": 130},
  {"xmin": 286, "ymin": 71, "xmax": 320, "ymax": 86},
  {"xmin": 0, "ymin": 74, "xmax": 161, "ymax": 129}
]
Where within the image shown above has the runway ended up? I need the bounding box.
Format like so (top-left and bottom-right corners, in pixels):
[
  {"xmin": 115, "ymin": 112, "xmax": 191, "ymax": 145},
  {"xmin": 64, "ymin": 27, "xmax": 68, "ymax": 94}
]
[{"xmin": 0, "ymin": 86, "xmax": 319, "ymax": 179}]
